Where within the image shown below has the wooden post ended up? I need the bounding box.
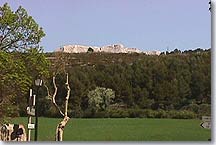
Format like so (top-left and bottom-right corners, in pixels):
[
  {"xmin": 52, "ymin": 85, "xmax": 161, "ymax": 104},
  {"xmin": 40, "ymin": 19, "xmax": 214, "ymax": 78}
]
[
  {"xmin": 27, "ymin": 117, "xmax": 32, "ymax": 141},
  {"xmin": 27, "ymin": 89, "xmax": 33, "ymax": 141}
]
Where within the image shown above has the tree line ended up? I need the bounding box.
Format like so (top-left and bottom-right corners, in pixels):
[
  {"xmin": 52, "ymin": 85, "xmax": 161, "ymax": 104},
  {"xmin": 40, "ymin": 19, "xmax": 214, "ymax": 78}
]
[
  {"xmin": 38, "ymin": 50, "xmax": 210, "ymax": 119},
  {"xmin": 1, "ymin": 49, "xmax": 211, "ymax": 119}
]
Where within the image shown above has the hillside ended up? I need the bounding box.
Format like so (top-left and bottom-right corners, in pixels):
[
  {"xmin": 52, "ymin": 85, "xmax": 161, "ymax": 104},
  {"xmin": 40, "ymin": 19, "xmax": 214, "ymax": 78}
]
[
  {"xmin": 42, "ymin": 49, "xmax": 211, "ymax": 118},
  {"xmin": 46, "ymin": 53, "xmax": 151, "ymax": 67}
]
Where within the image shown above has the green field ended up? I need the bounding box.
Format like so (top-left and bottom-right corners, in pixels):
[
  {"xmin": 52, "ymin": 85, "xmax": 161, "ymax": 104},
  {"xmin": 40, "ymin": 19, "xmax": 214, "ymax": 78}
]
[{"xmin": 11, "ymin": 117, "xmax": 210, "ymax": 141}]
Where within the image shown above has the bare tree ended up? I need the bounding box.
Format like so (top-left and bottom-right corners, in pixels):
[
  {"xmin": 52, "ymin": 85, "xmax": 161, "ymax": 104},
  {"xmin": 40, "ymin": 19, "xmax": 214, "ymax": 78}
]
[
  {"xmin": 45, "ymin": 73, "xmax": 70, "ymax": 141},
  {"xmin": 44, "ymin": 52, "xmax": 71, "ymax": 141}
]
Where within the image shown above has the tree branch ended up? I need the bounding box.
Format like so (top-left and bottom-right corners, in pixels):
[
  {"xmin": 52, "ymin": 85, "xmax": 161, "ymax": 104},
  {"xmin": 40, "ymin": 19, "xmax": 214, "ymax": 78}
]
[
  {"xmin": 64, "ymin": 73, "xmax": 70, "ymax": 117},
  {"xmin": 52, "ymin": 76, "xmax": 65, "ymax": 117},
  {"xmin": 0, "ymin": 25, "xmax": 17, "ymax": 44},
  {"xmin": 44, "ymin": 84, "xmax": 52, "ymax": 100},
  {"xmin": 0, "ymin": 38, "xmax": 21, "ymax": 51},
  {"xmin": 44, "ymin": 77, "xmax": 64, "ymax": 117}
]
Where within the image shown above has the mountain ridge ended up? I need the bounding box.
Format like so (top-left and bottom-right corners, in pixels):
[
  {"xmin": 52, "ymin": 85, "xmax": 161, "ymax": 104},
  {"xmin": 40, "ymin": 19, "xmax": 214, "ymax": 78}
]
[{"xmin": 55, "ymin": 44, "xmax": 161, "ymax": 55}]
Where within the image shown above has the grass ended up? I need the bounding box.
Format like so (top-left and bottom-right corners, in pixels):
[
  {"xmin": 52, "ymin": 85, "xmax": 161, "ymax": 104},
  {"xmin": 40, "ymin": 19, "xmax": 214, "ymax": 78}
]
[{"xmin": 11, "ymin": 117, "xmax": 211, "ymax": 141}]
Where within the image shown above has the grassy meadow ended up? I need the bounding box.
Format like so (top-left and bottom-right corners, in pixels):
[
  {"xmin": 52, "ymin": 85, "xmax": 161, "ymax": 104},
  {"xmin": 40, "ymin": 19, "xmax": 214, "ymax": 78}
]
[{"xmin": 11, "ymin": 117, "xmax": 211, "ymax": 141}]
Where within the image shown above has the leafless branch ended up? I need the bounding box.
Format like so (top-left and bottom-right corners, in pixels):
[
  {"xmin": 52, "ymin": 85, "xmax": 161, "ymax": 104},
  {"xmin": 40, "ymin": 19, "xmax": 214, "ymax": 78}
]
[
  {"xmin": 44, "ymin": 76, "xmax": 64, "ymax": 117},
  {"xmin": 52, "ymin": 76, "xmax": 65, "ymax": 117},
  {"xmin": 64, "ymin": 73, "xmax": 70, "ymax": 117}
]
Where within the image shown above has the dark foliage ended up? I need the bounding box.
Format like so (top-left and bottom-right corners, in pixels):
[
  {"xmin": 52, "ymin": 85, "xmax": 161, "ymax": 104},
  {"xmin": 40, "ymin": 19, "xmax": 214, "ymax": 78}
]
[{"xmin": 39, "ymin": 49, "xmax": 210, "ymax": 119}]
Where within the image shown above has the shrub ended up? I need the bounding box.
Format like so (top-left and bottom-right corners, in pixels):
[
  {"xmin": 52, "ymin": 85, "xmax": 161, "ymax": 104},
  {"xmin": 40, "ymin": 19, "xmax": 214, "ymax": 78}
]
[
  {"xmin": 181, "ymin": 104, "xmax": 199, "ymax": 113},
  {"xmin": 71, "ymin": 109, "xmax": 83, "ymax": 118},
  {"xmin": 197, "ymin": 104, "xmax": 211, "ymax": 118},
  {"xmin": 94, "ymin": 111, "xmax": 109, "ymax": 118},
  {"xmin": 181, "ymin": 103, "xmax": 211, "ymax": 118},
  {"xmin": 155, "ymin": 110, "xmax": 168, "ymax": 118},
  {"xmin": 87, "ymin": 47, "xmax": 94, "ymax": 53},
  {"xmin": 167, "ymin": 110, "xmax": 197, "ymax": 119},
  {"xmin": 108, "ymin": 109, "xmax": 129, "ymax": 118},
  {"xmin": 82, "ymin": 108, "xmax": 198, "ymax": 119},
  {"xmin": 82, "ymin": 109, "xmax": 93, "ymax": 118},
  {"xmin": 143, "ymin": 109, "xmax": 157, "ymax": 118},
  {"xmin": 128, "ymin": 109, "xmax": 140, "ymax": 118}
]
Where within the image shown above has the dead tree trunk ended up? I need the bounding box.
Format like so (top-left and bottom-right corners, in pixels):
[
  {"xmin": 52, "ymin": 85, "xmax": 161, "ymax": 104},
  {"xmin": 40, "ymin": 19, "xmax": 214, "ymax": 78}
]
[
  {"xmin": 45, "ymin": 73, "xmax": 71, "ymax": 141},
  {"xmin": 55, "ymin": 73, "xmax": 70, "ymax": 141},
  {"xmin": 55, "ymin": 116, "xmax": 70, "ymax": 141}
]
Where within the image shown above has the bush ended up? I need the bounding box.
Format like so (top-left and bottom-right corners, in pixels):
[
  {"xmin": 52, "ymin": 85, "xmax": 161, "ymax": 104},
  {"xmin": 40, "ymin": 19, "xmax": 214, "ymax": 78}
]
[
  {"xmin": 181, "ymin": 103, "xmax": 200, "ymax": 113},
  {"xmin": 94, "ymin": 111, "xmax": 109, "ymax": 118},
  {"xmin": 167, "ymin": 110, "xmax": 197, "ymax": 119},
  {"xmin": 1, "ymin": 104, "xmax": 20, "ymax": 118},
  {"xmin": 82, "ymin": 109, "xmax": 93, "ymax": 118},
  {"xmin": 143, "ymin": 109, "xmax": 157, "ymax": 118},
  {"xmin": 71, "ymin": 109, "xmax": 83, "ymax": 118},
  {"xmin": 82, "ymin": 109, "xmax": 197, "ymax": 119},
  {"xmin": 128, "ymin": 109, "xmax": 141, "ymax": 118},
  {"xmin": 155, "ymin": 110, "xmax": 168, "ymax": 118},
  {"xmin": 197, "ymin": 104, "xmax": 211, "ymax": 118},
  {"xmin": 181, "ymin": 103, "xmax": 211, "ymax": 118},
  {"xmin": 45, "ymin": 106, "xmax": 61, "ymax": 118},
  {"xmin": 108, "ymin": 109, "xmax": 129, "ymax": 118}
]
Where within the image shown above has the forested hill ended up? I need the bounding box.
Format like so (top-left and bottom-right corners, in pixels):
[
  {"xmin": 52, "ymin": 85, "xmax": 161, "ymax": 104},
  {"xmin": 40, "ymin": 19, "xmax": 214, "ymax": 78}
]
[
  {"xmin": 40, "ymin": 49, "xmax": 210, "ymax": 118},
  {"xmin": 0, "ymin": 2, "xmax": 209, "ymax": 120}
]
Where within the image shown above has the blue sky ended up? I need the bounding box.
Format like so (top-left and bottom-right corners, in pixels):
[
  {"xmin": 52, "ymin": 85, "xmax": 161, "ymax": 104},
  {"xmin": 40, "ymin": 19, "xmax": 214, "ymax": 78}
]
[{"xmin": 0, "ymin": 0, "xmax": 211, "ymax": 52}]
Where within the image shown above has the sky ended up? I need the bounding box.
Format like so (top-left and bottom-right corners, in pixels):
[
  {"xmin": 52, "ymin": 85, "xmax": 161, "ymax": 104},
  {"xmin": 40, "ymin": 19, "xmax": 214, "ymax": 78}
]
[{"xmin": 0, "ymin": 0, "xmax": 211, "ymax": 52}]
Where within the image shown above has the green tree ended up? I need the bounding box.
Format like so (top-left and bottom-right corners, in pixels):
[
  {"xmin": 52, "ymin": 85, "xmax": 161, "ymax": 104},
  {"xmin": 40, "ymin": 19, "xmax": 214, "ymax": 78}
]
[
  {"xmin": 0, "ymin": 51, "xmax": 30, "ymax": 119},
  {"xmin": 0, "ymin": 3, "xmax": 45, "ymax": 51},
  {"xmin": 0, "ymin": 3, "xmax": 47, "ymax": 121},
  {"xmin": 88, "ymin": 87, "xmax": 115, "ymax": 114},
  {"xmin": 87, "ymin": 47, "xmax": 94, "ymax": 53}
]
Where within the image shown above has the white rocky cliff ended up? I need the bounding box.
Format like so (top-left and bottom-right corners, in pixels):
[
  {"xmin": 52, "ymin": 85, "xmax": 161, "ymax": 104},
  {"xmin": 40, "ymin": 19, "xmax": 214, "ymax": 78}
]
[{"xmin": 55, "ymin": 44, "xmax": 161, "ymax": 55}]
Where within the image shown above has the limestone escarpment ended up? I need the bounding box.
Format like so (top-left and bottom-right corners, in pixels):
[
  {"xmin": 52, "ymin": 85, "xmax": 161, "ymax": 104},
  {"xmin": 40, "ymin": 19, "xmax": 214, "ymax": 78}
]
[{"xmin": 55, "ymin": 44, "xmax": 161, "ymax": 55}]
